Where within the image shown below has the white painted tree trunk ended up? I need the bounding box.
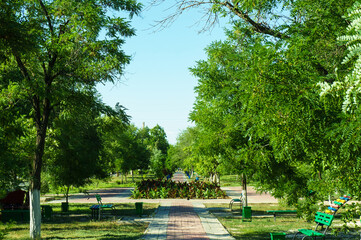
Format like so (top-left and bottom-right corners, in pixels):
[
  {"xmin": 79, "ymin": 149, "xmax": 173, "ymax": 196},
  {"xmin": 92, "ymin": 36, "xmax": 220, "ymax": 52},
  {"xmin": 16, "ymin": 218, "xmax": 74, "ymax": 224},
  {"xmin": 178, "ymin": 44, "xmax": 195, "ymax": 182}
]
[
  {"xmin": 30, "ymin": 189, "xmax": 41, "ymax": 239},
  {"xmin": 242, "ymin": 190, "xmax": 247, "ymax": 207}
]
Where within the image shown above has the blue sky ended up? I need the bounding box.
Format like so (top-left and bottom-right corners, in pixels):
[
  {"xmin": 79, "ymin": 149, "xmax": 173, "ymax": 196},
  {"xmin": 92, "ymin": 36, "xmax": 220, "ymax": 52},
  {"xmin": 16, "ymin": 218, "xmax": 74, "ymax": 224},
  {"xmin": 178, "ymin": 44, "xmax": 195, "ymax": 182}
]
[{"xmin": 96, "ymin": 2, "xmax": 229, "ymax": 144}]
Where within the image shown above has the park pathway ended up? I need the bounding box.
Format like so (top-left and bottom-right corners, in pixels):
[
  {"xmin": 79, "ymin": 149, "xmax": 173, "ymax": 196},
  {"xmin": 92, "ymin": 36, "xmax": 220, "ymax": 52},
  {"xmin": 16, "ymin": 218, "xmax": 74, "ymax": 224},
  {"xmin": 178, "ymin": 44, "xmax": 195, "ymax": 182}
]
[{"xmin": 142, "ymin": 172, "xmax": 235, "ymax": 240}]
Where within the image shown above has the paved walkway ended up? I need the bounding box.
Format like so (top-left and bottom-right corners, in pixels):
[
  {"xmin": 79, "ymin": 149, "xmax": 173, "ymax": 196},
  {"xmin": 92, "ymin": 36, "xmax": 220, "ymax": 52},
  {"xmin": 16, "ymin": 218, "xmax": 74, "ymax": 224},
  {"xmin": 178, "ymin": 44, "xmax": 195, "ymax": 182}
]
[
  {"xmin": 46, "ymin": 172, "xmax": 277, "ymax": 239},
  {"xmin": 141, "ymin": 172, "xmax": 235, "ymax": 240}
]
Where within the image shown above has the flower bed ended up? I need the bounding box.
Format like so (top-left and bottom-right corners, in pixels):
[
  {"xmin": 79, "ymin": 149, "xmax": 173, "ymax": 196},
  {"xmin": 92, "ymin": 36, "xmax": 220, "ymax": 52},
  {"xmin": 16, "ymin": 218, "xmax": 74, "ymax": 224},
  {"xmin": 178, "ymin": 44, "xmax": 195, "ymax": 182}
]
[{"xmin": 131, "ymin": 179, "xmax": 227, "ymax": 199}]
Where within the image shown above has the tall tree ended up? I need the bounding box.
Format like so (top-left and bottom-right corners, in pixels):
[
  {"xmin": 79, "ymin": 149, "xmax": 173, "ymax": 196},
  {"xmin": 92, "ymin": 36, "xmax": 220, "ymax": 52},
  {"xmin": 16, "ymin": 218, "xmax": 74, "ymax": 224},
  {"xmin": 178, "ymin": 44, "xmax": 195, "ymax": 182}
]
[
  {"xmin": 0, "ymin": 0, "xmax": 142, "ymax": 238},
  {"xmin": 44, "ymin": 89, "xmax": 113, "ymax": 203},
  {"xmin": 148, "ymin": 125, "xmax": 170, "ymax": 177},
  {"xmin": 184, "ymin": 0, "xmax": 356, "ymax": 208},
  {"xmin": 318, "ymin": 1, "xmax": 361, "ymax": 197}
]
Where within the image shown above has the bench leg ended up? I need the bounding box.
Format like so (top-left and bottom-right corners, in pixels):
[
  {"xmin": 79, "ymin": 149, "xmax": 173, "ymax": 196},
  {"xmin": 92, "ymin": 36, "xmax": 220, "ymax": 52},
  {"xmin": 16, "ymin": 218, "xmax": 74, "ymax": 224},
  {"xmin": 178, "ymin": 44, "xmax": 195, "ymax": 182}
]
[
  {"xmin": 112, "ymin": 207, "xmax": 116, "ymax": 215},
  {"xmin": 292, "ymin": 232, "xmax": 301, "ymax": 240}
]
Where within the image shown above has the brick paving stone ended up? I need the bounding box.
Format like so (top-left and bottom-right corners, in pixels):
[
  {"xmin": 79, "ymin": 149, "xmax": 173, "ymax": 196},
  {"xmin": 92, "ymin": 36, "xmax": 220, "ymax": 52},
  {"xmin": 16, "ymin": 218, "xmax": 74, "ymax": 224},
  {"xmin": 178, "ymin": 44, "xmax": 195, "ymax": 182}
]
[
  {"xmin": 167, "ymin": 201, "xmax": 209, "ymax": 240},
  {"xmin": 193, "ymin": 203, "xmax": 235, "ymax": 240},
  {"xmin": 142, "ymin": 202, "xmax": 171, "ymax": 240}
]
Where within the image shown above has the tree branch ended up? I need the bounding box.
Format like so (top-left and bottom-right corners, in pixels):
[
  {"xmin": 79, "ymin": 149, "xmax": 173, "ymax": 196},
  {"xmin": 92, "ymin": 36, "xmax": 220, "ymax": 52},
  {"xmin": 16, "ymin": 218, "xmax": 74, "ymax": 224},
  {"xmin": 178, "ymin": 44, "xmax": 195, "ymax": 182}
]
[
  {"xmin": 222, "ymin": 2, "xmax": 289, "ymax": 39},
  {"xmin": 38, "ymin": 0, "xmax": 54, "ymax": 35},
  {"xmin": 13, "ymin": 51, "xmax": 31, "ymax": 82}
]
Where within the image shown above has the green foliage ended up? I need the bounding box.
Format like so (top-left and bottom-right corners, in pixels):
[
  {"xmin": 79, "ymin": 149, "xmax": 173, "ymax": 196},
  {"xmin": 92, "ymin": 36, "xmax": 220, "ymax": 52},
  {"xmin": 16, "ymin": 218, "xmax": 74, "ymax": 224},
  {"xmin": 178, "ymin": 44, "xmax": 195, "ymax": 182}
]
[
  {"xmin": 100, "ymin": 121, "xmax": 150, "ymax": 176},
  {"xmin": 172, "ymin": 0, "xmax": 360, "ymax": 215},
  {"xmin": 0, "ymin": 0, "xmax": 142, "ymax": 237},
  {"xmin": 0, "ymin": 70, "xmax": 34, "ymax": 190},
  {"xmin": 167, "ymin": 127, "xmax": 198, "ymax": 172},
  {"xmin": 147, "ymin": 125, "xmax": 170, "ymax": 178},
  {"xmin": 43, "ymin": 91, "xmax": 108, "ymax": 201},
  {"xmin": 338, "ymin": 202, "xmax": 361, "ymax": 233},
  {"xmin": 150, "ymin": 148, "xmax": 167, "ymax": 178},
  {"xmin": 131, "ymin": 179, "xmax": 227, "ymax": 199}
]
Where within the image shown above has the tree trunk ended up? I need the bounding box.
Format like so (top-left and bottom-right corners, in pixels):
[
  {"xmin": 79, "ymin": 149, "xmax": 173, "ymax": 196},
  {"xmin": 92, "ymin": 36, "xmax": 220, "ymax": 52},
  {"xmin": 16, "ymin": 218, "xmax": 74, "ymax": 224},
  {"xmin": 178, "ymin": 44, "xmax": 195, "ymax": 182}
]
[
  {"xmin": 65, "ymin": 185, "xmax": 70, "ymax": 203},
  {"xmin": 242, "ymin": 173, "xmax": 248, "ymax": 207},
  {"xmin": 29, "ymin": 95, "xmax": 51, "ymax": 239},
  {"xmin": 29, "ymin": 189, "xmax": 41, "ymax": 239},
  {"xmin": 131, "ymin": 170, "xmax": 134, "ymax": 182}
]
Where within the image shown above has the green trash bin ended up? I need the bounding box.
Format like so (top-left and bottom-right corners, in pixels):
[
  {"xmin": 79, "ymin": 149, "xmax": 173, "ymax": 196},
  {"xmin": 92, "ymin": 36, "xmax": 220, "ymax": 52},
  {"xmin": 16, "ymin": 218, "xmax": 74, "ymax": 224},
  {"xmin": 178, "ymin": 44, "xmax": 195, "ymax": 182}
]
[
  {"xmin": 242, "ymin": 206, "xmax": 252, "ymax": 222},
  {"xmin": 135, "ymin": 202, "xmax": 143, "ymax": 216},
  {"xmin": 42, "ymin": 205, "xmax": 53, "ymax": 220},
  {"xmin": 270, "ymin": 232, "xmax": 286, "ymax": 240},
  {"xmin": 61, "ymin": 202, "xmax": 69, "ymax": 212}
]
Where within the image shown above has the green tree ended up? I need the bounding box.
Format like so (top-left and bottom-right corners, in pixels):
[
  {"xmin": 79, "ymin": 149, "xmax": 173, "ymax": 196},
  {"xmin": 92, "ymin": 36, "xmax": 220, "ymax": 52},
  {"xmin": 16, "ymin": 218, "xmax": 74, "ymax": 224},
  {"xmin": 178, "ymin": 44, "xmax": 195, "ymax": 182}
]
[
  {"xmin": 44, "ymin": 89, "xmax": 111, "ymax": 203},
  {"xmin": 98, "ymin": 103, "xmax": 131, "ymax": 179},
  {"xmin": 116, "ymin": 124, "xmax": 150, "ymax": 180},
  {"xmin": 318, "ymin": 1, "xmax": 361, "ymax": 197},
  {"xmin": 0, "ymin": 0, "xmax": 142, "ymax": 238},
  {"xmin": 149, "ymin": 125, "xmax": 169, "ymax": 154},
  {"xmin": 172, "ymin": 127, "xmax": 199, "ymax": 172},
  {"xmin": 148, "ymin": 125, "xmax": 170, "ymax": 177},
  {"xmin": 182, "ymin": 0, "xmax": 356, "ymax": 208}
]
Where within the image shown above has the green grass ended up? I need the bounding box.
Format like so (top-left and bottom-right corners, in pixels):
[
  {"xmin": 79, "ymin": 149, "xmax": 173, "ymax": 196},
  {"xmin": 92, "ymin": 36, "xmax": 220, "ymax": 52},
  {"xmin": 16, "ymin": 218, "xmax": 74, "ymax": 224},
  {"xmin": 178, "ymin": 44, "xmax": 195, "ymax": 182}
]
[
  {"xmin": 0, "ymin": 203, "xmax": 158, "ymax": 240},
  {"xmin": 220, "ymin": 175, "xmax": 243, "ymax": 187},
  {"xmin": 205, "ymin": 203, "xmax": 360, "ymax": 239}
]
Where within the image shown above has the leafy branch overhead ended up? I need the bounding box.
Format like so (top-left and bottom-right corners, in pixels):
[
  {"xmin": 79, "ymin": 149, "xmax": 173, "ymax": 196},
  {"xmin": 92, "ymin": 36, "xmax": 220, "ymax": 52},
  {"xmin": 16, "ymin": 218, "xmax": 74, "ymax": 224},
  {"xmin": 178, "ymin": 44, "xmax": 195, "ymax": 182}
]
[{"xmin": 151, "ymin": 0, "xmax": 289, "ymax": 38}]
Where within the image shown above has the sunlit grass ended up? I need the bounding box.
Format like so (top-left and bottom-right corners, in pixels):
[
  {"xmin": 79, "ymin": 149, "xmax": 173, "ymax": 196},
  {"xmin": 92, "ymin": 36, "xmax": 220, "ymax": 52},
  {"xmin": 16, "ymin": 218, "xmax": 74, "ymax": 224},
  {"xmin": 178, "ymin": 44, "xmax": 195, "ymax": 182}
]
[
  {"xmin": 0, "ymin": 203, "xmax": 158, "ymax": 240},
  {"xmin": 220, "ymin": 175, "xmax": 243, "ymax": 187},
  {"xmin": 205, "ymin": 203, "xmax": 360, "ymax": 239},
  {"xmin": 2, "ymin": 221, "xmax": 147, "ymax": 240}
]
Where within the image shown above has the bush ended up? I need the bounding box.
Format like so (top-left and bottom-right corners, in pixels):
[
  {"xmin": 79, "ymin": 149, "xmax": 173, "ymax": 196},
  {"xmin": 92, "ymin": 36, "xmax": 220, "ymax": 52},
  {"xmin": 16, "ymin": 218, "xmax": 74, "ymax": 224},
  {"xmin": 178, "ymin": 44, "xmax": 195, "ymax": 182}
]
[{"xmin": 131, "ymin": 179, "xmax": 227, "ymax": 199}]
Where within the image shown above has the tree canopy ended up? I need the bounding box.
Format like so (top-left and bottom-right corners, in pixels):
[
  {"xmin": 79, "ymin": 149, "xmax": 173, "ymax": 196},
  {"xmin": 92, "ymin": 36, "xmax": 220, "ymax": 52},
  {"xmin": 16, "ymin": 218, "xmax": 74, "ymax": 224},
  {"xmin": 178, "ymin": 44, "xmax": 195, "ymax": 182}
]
[
  {"xmin": 166, "ymin": 0, "xmax": 361, "ymax": 211},
  {"xmin": 0, "ymin": 0, "xmax": 142, "ymax": 238}
]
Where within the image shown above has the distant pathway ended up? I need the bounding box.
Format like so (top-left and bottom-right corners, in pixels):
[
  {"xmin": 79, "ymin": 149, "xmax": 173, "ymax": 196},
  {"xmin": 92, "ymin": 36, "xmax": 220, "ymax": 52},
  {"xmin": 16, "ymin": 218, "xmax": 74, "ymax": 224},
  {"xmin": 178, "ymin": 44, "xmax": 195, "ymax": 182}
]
[{"xmin": 171, "ymin": 171, "xmax": 189, "ymax": 183}]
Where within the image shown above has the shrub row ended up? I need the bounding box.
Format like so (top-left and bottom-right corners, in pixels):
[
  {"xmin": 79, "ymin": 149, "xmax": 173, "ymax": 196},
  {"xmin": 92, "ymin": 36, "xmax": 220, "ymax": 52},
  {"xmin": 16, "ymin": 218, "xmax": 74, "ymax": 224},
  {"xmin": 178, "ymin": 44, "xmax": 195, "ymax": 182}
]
[{"xmin": 131, "ymin": 179, "xmax": 227, "ymax": 199}]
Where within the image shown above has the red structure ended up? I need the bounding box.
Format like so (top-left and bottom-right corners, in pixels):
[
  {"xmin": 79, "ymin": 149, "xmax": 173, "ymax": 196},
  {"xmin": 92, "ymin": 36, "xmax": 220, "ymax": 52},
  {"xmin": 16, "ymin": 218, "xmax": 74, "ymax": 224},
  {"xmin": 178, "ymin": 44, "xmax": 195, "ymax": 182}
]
[{"xmin": 0, "ymin": 190, "xmax": 29, "ymax": 210}]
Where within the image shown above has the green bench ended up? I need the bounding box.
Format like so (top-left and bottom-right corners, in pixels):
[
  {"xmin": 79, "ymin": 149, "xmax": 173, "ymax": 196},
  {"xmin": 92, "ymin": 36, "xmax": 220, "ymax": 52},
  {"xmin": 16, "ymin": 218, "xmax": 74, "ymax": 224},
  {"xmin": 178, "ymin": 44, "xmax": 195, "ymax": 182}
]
[
  {"xmin": 267, "ymin": 210, "xmax": 297, "ymax": 221},
  {"xmin": 292, "ymin": 212, "xmax": 334, "ymax": 240},
  {"xmin": 89, "ymin": 194, "xmax": 116, "ymax": 220},
  {"xmin": 229, "ymin": 198, "xmax": 243, "ymax": 211},
  {"xmin": 229, "ymin": 193, "xmax": 244, "ymax": 211}
]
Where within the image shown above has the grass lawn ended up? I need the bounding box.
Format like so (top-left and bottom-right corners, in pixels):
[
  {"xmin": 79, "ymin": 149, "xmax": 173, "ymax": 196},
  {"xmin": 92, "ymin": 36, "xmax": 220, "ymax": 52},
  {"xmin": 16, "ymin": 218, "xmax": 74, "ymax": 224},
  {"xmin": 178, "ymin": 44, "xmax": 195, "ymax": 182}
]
[
  {"xmin": 0, "ymin": 203, "xmax": 158, "ymax": 240},
  {"xmin": 205, "ymin": 203, "xmax": 361, "ymax": 240},
  {"xmin": 220, "ymin": 175, "xmax": 243, "ymax": 187}
]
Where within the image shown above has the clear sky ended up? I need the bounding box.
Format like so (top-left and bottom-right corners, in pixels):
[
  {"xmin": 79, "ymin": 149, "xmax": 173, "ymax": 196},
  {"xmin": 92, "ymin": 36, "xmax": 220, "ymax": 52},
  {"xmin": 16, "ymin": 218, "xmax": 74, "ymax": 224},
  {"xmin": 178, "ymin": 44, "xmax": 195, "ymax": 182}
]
[{"xmin": 96, "ymin": 1, "xmax": 229, "ymax": 145}]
